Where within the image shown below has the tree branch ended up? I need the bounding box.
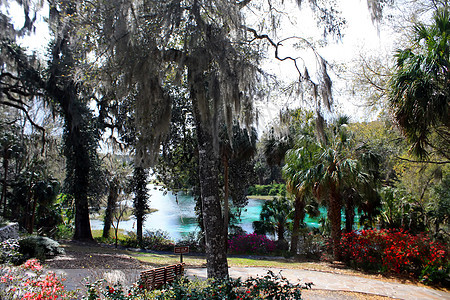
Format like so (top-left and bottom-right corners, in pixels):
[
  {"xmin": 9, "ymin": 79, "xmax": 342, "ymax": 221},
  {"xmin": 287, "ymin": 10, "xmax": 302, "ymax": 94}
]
[{"xmin": 395, "ymin": 156, "xmax": 450, "ymax": 165}]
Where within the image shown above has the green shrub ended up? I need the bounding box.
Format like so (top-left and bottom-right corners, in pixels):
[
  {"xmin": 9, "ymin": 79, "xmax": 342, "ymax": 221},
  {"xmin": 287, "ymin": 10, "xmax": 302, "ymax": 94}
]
[
  {"xmin": 0, "ymin": 239, "xmax": 24, "ymax": 265},
  {"xmin": 54, "ymin": 223, "xmax": 74, "ymax": 240},
  {"xmin": 177, "ymin": 232, "xmax": 205, "ymax": 253},
  {"xmin": 247, "ymin": 184, "xmax": 286, "ymax": 196},
  {"xmin": 154, "ymin": 271, "xmax": 312, "ymax": 299},
  {"xmin": 122, "ymin": 230, "xmax": 175, "ymax": 251},
  {"xmin": 0, "ymin": 216, "xmax": 7, "ymax": 227},
  {"xmin": 18, "ymin": 236, "xmax": 65, "ymax": 261}
]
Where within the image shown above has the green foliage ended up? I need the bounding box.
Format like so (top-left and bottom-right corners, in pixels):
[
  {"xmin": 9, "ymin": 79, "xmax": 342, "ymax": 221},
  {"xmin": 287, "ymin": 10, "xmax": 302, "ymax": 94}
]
[
  {"xmin": 82, "ymin": 280, "xmax": 148, "ymax": 300},
  {"xmin": 247, "ymin": 184, "xmax": 286, "ymax": 196},
  {"xmin": 295, "ymin": 228, "xmax": 325, "ymax": 258},
  {"xmin": 428, "ymin": 174, "xmax": 450, "ymax": 236},
  {"xmin": 131, "ymin": 166, "xmax": 149, "ymax": 246},
  {"xmin": 176, "ymin": 232, "xmax": 205, "ymax": 253},
  {"xmin": 253, "ymin": 196, "xmax": 293, "ymax": 242},
  {"xmin": 18, "ymin": 236, "xmax": 65, "ymax": 261},
  {"xmin": 121, "ymin": 230, "xmax": 174, "ymax": 251},
  {"xmin": 53, "ymin": 194, "xmax": 75, "ymax": 239},
  {"xmin": 228, "ymin": 233, "xmax": 276, "ymax": 255},
  {"xmin": 0, "ymin": 239, "xmax": 23, "ymax": 265},
  {"xmin": 153, "ymin": 271, "xmax": 312, "ymax": 299},
  {"xmin": 389, "ymin": 7, "xmax": 450, "ymax": 159}
]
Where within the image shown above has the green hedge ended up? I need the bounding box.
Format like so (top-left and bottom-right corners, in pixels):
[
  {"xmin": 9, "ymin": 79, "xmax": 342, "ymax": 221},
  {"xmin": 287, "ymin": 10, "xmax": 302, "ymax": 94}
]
[{"xmin": 247, "ymin": 184, "xmax": 286, "ymax": 196}]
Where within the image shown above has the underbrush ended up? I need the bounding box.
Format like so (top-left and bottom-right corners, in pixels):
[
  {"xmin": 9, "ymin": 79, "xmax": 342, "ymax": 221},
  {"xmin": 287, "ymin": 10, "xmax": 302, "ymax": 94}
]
[
  {"xmin": 228, "ymin": 233, "xmax": 277, "ymax": 255},
  {"xmin": 1, "ymin": 260, "xmax": 312, "ymax": 299},
  {"xmin": 0, "ymin": 259, "xmax": 75, "ymax": 299},
  {"xmin": 85, "ymin": 270, "xmax": 312, "ymax": 299},
  {"xmin": 121, "ymin": 230, "xmax": 175, "ymax": 251},
  {"xmin": 340, "ymin": 229, "xmax": 449, "ymax": 285}
]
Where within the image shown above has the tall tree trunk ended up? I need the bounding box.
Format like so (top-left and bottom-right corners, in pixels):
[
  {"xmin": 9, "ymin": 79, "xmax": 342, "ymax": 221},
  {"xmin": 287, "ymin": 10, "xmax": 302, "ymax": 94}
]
[
  {"xmin": 1, "ymin": 149, "xmax": 9, "ymax": 215},
  {"xmin": 223, "ymin": 156, "xmax": 229, "ymax": 251},
  {"xmin": 133, "ymin": 166, "xmax": 148, "ymax": 248},
  {"xmin": 46, "ymin": 4, "xmax": 95, "ymax": 241},
  {"xmin": 197, "ymin": 126, "xmax": 228, "ymax": 278},
  {"xmin": 290, "ymin": 195, "xmax": 306, "ymax": 255},
  {"xmin": 191, "ymin": 79, "xmax": 228, "ymax": 278},
  {"xmin": 103, "ymin": 178, "xmax": 118, "ymax": 238},
  {"xmin": 328, "ymin": 185, "xmax": 342, "ymax": 261},
  {"xmin": 277, "ymin": 223, "xmax": 285, "ymax": 241},
  {"xmin": 344, "ymin": 196, "xmax": 355, "ymax": 233},
  {"xmin": 72, "ymin": 131, "xmax": 94, "ymax": 241}
]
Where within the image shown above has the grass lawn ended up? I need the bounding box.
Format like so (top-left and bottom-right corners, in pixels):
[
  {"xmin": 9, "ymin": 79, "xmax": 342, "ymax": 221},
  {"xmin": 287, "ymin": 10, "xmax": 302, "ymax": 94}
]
[
  {"xmin": 92, "ymin": 229, "xmax": 128, "ymax": 241},
  {"xmin": 127, "ymin": 251, "xmax": 352, "ymax": 274}
]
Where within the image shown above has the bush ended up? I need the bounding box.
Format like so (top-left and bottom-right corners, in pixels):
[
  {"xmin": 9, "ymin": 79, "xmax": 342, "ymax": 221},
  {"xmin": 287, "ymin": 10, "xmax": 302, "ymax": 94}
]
[
  {"xmin": 228, "ymin": 233, "xmax": 276, "ymax": 255},
  {"xmin": 0, "ymin": 216, "xmax": 7, "ymax": 227},
  {"xmin": 177, "ymin": 232, "xmax": 205, "ymax": 253},
  {"xmin": 296, "ymin": 229, "xmax": 324, "ymax": 258},
  {"xmin": 83, "ymin": 280, "xmax": 149, "ymax": 300},
  {"xmin": 18, "ymin": 236, "xmax": 65, "ymax": 261},
  {"xmin": 247, "ymin": 184, "xmax": 286, "ymax": 196},
  {"xmin": 0, "ymin": 239, "xmax": 23, "ymax": 265},
  {"xmin": 0, "ymin": 259, "xmax": 75, "ymax": 299},
  {"xmin": 121, "ymin": 230, "xmax": 175, "ymax": 251},
  {"xmin": 154, "ymin": 271, "xmax": 312, "ymax": 299},
  {"xmin": 340, "ymin": 229, "xmax": 449, "ymax": 284}
]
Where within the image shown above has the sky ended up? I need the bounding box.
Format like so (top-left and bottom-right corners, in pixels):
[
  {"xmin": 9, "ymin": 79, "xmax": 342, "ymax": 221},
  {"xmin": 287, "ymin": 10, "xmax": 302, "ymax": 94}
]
[
  {"xmin": 250, "ymin": 0, "xmax": 400, "ymax": 129},
  {"xmin": 3, "ymin": 0, "xmax": 401, "ymax": 131}
]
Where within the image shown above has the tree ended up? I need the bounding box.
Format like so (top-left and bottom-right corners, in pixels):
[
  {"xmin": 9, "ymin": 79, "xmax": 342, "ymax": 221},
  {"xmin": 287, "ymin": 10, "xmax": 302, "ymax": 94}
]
[
  {"xmin": 78, "ymin": 0, "xmax": 262, "ymax": 278},
  {"xmin": 131, "ymin": 166, "xmax": 149, "ymax": 248},
  {"xmin": 253, "ymin": 196, "xmax": 293, "ymax": 245},
  {"xmin": 284, "ymin": 115, "xmax": 380, "ymax": 260},
  {"xmin": 47, "ymin": 0, "xmax": 105, "ymax": 241},
  {"xmin": 102, "ymin": 155, "xmax": 132, "ymax": 239},
  {"xmin": 70, "ymin": 0, "xmax": 392, "ymax": 277},
  {"xmin": 283, "ymin": 108, "xmax": 320, "ymax": 255},
  {"xmin": 220, "ymin": 124, "xmax": 257, "ymax": 244},
  {"xmin": 389, "ymin": 7, "xmax": 450, "ymax": 160}
]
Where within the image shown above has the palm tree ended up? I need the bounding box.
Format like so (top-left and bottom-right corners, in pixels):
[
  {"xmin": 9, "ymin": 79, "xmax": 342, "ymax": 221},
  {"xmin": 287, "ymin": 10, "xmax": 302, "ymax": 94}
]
[
  {"xmin": 253, "ymin": 196, "xmax": 293, "ymax": 246},
  {"xmin": 389, "ymin": 7, "xmax": 450, "ymax": 159},
  {"xmin": 284, "ymin": 115, "xmax": 367, "ymax": 260},
  {"xmin": 311, "ymin": 147, "xmax": 361, "ymax": 261},
  {"xmin": 283, "ymin": 140, "xmax": 320, "ymax": 255}
]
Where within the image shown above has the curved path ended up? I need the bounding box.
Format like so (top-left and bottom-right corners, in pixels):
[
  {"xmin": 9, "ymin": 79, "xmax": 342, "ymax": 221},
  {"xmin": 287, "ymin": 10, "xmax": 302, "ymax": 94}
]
[{"xmin": 52, "ymin": 267, "xmax": 449, "ymax": 300}]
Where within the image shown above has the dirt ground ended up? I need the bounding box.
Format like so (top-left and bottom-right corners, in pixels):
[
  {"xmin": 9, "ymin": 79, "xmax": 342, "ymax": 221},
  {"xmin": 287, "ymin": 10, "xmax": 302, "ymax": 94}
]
[{"xmin": 45, "ymin": 241, "xmax": 154, "ymax": 269}]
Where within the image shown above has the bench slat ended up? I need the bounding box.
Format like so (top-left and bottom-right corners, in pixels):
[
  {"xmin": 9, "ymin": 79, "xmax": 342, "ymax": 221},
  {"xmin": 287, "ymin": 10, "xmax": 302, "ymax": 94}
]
[{"xmin": 140, "ymin": 263, "xmax": 185, "ymax": 290}]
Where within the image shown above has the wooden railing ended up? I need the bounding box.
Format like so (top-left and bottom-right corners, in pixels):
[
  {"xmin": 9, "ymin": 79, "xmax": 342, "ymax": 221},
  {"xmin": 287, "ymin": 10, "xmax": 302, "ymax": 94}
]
[{"xmin": 140, "ymin": 263, "xmax": 185, "ymax": 290}]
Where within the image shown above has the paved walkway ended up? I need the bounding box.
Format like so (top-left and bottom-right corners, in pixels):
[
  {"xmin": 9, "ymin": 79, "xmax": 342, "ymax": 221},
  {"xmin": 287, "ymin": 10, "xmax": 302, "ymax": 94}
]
[{"xmin": 51, "ymin": 267, "xmax": 450, "ymax": 300}]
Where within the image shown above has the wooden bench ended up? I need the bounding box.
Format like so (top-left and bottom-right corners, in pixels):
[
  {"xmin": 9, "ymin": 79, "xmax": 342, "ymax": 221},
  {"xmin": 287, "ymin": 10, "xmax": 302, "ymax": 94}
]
[{"xmin": 140, "ymin": 263, "xmax": 185, "ymax": 290}]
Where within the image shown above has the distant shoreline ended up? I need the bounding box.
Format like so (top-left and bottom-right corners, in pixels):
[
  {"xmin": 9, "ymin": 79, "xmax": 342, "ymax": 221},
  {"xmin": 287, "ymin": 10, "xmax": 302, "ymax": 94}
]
[{"xmin": 246, "ymin": 195, "xmax": 274, "ymax": 201}]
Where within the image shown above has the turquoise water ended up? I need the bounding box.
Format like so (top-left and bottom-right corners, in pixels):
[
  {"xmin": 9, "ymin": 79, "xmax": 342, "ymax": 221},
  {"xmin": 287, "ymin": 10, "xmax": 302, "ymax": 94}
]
[{"xmin": 90, "ymin": 185, "xmax": 326, "ymax": 241}]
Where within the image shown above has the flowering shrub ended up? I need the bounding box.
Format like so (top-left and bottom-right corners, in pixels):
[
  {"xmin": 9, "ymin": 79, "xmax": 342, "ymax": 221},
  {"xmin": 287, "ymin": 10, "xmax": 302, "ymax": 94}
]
[
  {"xmin": 0, "ymin": 238, "xmax": 24, "ymax": 265},
  {"xmin": 154, "ymin": 270, "xmax": 312, "ymax": 299},
  {"xmin": 0, "ymin": 258, "xmax": 75, "ymax": 299},
  {"xmin": 83, "ymin": 280, "xmax": 149, "ymax": 300},
  {"xmin": 340, "ymin": 229, "xmax": 449, "ymax": 284},
  {"xmin": 228, "ymin": 233, "xmax": 276, "ymax": 255}
]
